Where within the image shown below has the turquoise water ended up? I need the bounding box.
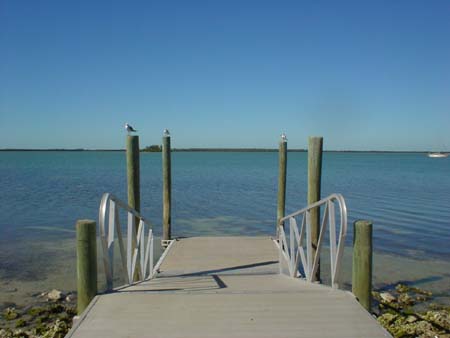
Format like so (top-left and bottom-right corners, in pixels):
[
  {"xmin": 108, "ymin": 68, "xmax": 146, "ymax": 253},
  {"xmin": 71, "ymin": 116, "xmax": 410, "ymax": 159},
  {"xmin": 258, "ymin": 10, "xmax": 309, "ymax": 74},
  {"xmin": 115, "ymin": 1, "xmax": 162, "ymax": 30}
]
[
  {"xmin": 1, "ymin": 151, "xmax": 449, "ymax": 256},
  {"xmin": 0, "ymin": 151, "xmax": 449, "ymax": 304}
]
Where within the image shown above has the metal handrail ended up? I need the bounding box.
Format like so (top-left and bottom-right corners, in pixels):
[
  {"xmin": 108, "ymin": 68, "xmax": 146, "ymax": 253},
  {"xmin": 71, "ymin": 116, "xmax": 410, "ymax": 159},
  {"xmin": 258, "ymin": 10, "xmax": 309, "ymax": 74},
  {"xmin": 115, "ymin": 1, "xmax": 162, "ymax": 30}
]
[
  {"xmin": 277, "ymin": 193, "xmax": 348, "ymax": 289},
  {"xmin": 99, "ymin": 193, "xmax": 161, "ymax": 290}
]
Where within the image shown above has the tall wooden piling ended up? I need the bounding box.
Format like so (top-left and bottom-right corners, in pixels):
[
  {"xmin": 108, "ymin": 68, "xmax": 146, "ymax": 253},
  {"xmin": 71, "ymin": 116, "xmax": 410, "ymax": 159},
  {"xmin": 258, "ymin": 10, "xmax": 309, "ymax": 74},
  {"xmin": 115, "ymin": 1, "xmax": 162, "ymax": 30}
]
[
  {"xmin": 126, "ymin": 135, "xmax": 140, "ymax": 214},
  {"xmin": 307, "ymin": 136, "xmax": 323, "ymax": 282},
  {"xmin": 126, "ymin": 135, "xmax": 141, "ymax": 280},
  {"xmin": 277, "ymin": 135, "xmax": 287, "ymax": 231},
  {"xmin": 76, "ymin": 219, "xmax": 97, "ymax": 314},
  {"xmin": 352, "ymin": 220, "xmax": 373, "ymax": 311},
  {"xmin": 162, "ymin": 130, "xmax": 172, "ymax": 244}
]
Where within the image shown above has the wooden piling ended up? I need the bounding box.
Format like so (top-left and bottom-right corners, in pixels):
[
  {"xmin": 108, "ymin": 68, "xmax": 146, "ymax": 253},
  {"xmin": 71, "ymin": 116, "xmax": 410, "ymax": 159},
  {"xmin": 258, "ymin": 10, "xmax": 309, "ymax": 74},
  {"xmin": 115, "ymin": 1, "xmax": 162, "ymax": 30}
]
[
  {"xmin": 126, "ymin": 135, "xmax": 141, "ymax": 280},
  {"xmin": 126, "ymin": 135, "xmax": 140, "ymax": 214},
  {"xmin": 277, "ymin": 137, "xmax": 287, "ymax": 231},
  {"xmin": 352, "ymin": 220, "xmax": 373, "ymax": 311},
  {"xmin": 307, "ymin": 136, "xmax": 323, "ymax": 282},
  {"xmin": 162, "ymin": 132, "xmax": 172, "ymax": 244},
  {"xmin": 76, "ymin": 219, "xmax": 97, "ymax": 314}
]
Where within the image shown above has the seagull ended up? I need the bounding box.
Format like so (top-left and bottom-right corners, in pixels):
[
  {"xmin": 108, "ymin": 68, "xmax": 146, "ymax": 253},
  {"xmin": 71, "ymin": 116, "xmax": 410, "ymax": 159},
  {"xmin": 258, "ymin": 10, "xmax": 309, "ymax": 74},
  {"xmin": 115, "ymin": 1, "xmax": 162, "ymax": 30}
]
[
  {"xmin": 281, "ymin": 132, "xmax": 287, "ymax": 141},
  {"xmin": 125, "ymin": 123, "xmax": 137, "ymax": 134},
  {"xmin": 163, "ymin": 129, "xmax": 170, "ymax": 137}
]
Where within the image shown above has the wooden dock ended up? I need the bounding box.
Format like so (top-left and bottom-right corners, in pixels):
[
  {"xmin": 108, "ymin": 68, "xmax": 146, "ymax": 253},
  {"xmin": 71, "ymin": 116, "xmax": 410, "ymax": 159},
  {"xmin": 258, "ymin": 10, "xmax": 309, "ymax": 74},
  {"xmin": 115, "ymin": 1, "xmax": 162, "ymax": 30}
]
[{"xmin": 67, "ymin": 236, "xmax": 390, "ymax": 338}]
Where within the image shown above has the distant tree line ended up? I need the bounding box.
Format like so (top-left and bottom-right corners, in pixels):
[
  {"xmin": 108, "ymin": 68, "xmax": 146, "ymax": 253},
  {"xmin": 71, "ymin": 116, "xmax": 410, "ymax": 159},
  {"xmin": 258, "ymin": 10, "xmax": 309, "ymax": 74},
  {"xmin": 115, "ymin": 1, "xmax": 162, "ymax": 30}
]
[{"xmin": 142, "ymin": 145, "xmax": 162, "ymax": 152}]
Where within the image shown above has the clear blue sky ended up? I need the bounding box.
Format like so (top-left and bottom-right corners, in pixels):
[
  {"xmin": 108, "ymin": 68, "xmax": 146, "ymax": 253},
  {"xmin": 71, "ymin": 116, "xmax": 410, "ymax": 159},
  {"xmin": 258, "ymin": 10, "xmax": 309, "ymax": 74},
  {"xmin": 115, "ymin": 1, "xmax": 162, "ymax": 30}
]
[{"xmin": 1, "ymin": 0, "xmax": 449, "ymax": 150}]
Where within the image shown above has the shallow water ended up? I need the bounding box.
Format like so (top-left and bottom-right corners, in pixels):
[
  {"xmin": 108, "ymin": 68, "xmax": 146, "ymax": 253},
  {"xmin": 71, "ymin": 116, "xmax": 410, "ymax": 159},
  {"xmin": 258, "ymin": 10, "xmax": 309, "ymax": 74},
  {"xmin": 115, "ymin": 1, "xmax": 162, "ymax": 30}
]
[{"xmin": 0, "ymin": 151, "xmax": 449, "ymax": 306}]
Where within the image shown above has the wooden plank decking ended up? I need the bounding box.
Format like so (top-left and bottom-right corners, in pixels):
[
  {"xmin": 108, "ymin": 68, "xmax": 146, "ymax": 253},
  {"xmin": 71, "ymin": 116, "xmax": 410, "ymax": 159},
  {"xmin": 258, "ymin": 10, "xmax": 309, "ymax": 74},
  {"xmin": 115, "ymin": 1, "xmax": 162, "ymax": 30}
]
[{"xmin": 67, "ymin": 236, "xmax": 390, "ymax": 338}]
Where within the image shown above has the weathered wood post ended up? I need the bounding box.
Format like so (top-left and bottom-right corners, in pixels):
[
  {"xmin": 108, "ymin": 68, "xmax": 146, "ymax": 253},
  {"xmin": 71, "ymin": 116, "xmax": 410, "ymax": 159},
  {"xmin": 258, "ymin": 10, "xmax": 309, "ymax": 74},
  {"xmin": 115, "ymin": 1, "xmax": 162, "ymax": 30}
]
[
  {"xmin": 76, "ymin": 219, "xmax": 97, "ymax": 314},
  {"xmin": 277, "ymin": 133, "xmax": 287, "ymax": 232},
  {"xmin": 352, "ymin": 220, "xmax": 373, "ymax": 311},
  {"xmin": 308, "ymin": 136, "xmax": 323, "ymax": 282},
  {"xmin": 126, "ymin": 135, "xmax": 140, "ymax": 214},
  {"xmin": 126, "ymin": 135, "xmax": 141, "ymax": 281},
  {"xmin": 162, "ymin": 129, "xmax": 172, "ymax": 246}
]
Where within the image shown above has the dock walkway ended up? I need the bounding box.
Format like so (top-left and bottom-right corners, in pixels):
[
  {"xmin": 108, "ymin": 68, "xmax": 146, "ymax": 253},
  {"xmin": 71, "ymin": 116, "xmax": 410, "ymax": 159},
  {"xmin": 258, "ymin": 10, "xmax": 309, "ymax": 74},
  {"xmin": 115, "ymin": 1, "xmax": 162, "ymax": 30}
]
[{"xmin": 67, "ymin": 236, "xmax": 390, "ymax": 338}]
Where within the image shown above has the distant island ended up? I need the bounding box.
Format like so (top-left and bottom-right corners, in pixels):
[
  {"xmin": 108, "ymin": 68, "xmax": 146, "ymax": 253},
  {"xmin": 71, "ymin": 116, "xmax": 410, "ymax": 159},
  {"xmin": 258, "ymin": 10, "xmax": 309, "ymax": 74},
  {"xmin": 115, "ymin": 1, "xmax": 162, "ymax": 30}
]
[
  {"xmin": 0, "ymin": 148, "xmax": 436, "ymax": 153},
  {"xmin": 142, "ymin": 145, "xmax": 162, "ymax": 152},
  {"xmin": 171, "ymin": 148, "xmax": 305, "ymax": 152},
  {"xmin": 0, "ymin": 147, "xmax": 300, "ymax": 152}
]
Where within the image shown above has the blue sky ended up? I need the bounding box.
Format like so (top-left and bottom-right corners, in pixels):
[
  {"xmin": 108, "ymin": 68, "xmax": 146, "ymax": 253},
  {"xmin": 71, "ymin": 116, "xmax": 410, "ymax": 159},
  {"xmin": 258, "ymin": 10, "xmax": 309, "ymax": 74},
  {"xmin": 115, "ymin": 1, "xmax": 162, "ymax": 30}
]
[{"xmin": 1, "ymin": 0, "xmax": 449, "ymax": 150}]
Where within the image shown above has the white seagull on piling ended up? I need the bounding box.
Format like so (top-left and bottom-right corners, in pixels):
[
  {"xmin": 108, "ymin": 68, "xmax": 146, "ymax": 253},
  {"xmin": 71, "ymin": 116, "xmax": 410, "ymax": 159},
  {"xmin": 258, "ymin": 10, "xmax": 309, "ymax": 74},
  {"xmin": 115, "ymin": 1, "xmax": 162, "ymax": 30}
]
[
  {"xmin": 281, "ymin": 132, "xmax": 287, "ymax": 141},
  {"xmin": 125, "ymin": 123, "xmax": 137, "ymax": 134}
]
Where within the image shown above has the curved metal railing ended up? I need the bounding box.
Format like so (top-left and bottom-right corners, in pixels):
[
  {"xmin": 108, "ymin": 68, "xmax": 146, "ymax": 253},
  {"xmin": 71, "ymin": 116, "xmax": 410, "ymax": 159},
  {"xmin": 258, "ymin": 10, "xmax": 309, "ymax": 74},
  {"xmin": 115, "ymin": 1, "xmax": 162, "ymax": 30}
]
[
  {"xmin": 99, "ymin": 193, "xmax": 164, "ymax": 290},
  {"xmin": 277, "ymin": 193, "xmax": 348, "ymax": 288}
]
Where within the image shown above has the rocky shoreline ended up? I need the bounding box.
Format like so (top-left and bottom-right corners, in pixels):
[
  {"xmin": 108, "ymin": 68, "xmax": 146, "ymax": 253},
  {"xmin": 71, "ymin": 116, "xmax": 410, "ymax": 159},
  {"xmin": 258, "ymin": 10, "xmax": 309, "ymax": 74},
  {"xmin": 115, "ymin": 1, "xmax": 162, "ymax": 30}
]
[
  {"xmin": 1, "ymin": 284, "xmax": 449, "ymax": 338},
  {"xmin": 0, "ymin": 290, "xmax": 76, "ymax": 338},
  {"xmin": 373, "ymin": 284, "xmax": 450, "ymax": 338}
]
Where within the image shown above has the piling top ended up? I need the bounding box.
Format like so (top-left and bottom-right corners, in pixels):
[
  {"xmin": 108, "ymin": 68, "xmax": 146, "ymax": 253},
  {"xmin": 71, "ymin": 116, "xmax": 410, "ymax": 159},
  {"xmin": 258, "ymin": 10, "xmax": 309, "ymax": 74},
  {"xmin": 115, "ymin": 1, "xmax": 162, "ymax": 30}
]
[
  {"xmin": 76, "ymin": 220, "xmax": 96, "ymax": 241},
  {"xmin": 354, "ymin": 220, "xmax": 373, "ymax": 227},
  {"xmin": 76, "ymin": 219, "xmax": 96, "ymax": 226},
  {"xmin": 76, "ymin": 219, "xmax": 96, "ymax": 231}
]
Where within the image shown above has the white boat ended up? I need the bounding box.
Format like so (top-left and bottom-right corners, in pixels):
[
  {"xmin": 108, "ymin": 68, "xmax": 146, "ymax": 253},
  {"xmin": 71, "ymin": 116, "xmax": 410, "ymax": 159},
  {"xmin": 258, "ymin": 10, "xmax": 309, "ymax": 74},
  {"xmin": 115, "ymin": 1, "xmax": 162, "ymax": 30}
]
[{"xmin": 427, "ymin": 152, "xmax": 449, "ymax": 158}]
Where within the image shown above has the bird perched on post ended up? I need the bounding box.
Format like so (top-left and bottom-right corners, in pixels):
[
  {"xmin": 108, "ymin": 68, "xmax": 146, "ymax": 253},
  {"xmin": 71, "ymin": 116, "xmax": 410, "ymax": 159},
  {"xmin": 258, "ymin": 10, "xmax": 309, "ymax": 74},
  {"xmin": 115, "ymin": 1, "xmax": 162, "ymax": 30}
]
[
  {"xmin": 281, "ymin": 132, "xmax": 287, "ymax": 141},
  {"xmin": 125, "ymin": 123, "xmax": 137, "ymax": 134}
]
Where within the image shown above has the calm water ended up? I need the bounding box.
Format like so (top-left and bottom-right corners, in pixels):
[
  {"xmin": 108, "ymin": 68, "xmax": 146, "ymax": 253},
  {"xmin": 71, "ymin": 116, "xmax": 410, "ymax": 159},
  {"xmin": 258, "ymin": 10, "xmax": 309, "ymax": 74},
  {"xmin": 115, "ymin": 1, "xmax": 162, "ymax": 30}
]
[{"xmin": 0, "ymin": 151, "xmax": 449, "ymax": 304}]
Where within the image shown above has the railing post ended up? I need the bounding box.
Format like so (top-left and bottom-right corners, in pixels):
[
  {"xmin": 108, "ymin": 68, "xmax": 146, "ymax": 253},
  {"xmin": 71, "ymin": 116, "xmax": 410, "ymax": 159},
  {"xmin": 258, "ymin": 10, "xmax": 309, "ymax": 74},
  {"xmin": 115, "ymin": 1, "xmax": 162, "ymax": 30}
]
[
  {"xmin": 162, "ymin": 129, "xmax": 172, "ymax": 246},
  {"xmin": 352, "ymin": 220, "xmax": 373, "ymax": 311},
  {"xmin": 277, "ymin": 133, "xmax": 287, "ymax": 233},
  {"xmin": 307, "ymin": 136, "xmax": 323, "ymax": 282},
  {"xmin": 76, "ymin": 219, "xmax": 97, "ymax": 314},
  {"xmin": 126, "ymin": 135, "xmax": 141, "ymax": 215}
]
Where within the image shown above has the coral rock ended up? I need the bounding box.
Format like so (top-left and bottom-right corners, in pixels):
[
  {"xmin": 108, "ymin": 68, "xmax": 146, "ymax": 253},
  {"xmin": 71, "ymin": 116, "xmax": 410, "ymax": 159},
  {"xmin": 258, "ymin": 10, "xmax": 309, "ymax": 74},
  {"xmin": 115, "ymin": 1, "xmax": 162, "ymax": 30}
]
[
  {"xmin": 380, "ymin": 292, "xmax": 396, "ymax": 303},
  {"xmin": 395, "ymin": 284, "xmax": 409, "ymax": 293},
  {"xmin": 398, "ymin": 293, "xmax": 415, "ymax": 306},
  {"xmin": 405, "ymin": 315, "xmax": 417, "ymax": 323},
  {"xmin": 47, "ymin": 289, "xmax": 64, "ymax": 302},
  {"xmin": 3, "ymin": 307, "xmax": 19, "ymax": 320}
]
